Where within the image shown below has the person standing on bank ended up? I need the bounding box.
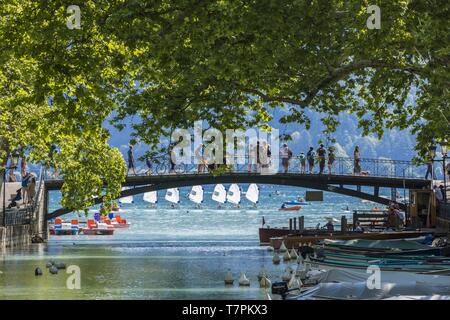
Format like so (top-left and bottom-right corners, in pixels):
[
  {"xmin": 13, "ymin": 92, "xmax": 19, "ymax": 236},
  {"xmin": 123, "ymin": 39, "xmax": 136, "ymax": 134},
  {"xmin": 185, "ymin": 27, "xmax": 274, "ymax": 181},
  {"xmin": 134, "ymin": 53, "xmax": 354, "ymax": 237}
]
[
  {"xmin": 317, "ymin": 144, "xmax": 326, "ymax": 174},
  {"xmin": 353, "ymin": 146, "xmax": 361, "ymax": 175},
  {"xmin": 306, "ymin": 147, "xmax": 315, "ymax": 174},
  {"xmin": 127, "ymin": 145, "xmax": 137, "ymax": 176},
  {"xmin": 328, "ymin": 148, "xmax": 336, "ymax": 175}
]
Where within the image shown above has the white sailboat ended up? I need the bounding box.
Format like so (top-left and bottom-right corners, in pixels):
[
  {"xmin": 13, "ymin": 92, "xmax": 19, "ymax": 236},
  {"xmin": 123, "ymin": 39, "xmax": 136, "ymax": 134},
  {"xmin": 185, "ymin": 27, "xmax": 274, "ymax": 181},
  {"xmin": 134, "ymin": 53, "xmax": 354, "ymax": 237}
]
[
  {"xmin": 119, "ymin": 187, "xmax": 134, "ymax": 204},
  {"xmin": 212, "ymin": 184, "xmax": 227, "ymax": 205},
  {"xmin": 227, "ymin": 184, "xmax": 241, "ymax": 205},
  {"xmin": 188, "ymin": 186, "xmax": 204, "ymax": 205},
  {"xmin": 245, "ymin": 184, "xmax": 259, "ymax": 205},
  {"xmin": 143, "ymin": 191, "xmax": 158, "ymax": 205},
  {"xmin": 165, "ymin": 188, "xmax": 180, "ymax": 204}
]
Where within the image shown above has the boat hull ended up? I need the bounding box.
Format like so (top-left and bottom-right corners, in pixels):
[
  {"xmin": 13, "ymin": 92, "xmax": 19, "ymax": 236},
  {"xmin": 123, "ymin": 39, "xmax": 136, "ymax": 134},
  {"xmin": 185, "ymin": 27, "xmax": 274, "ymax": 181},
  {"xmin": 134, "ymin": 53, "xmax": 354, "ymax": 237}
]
[
  {"xmin": 270, "ymin": 231, "xmax": 434, "ymax": 250},
  {"xmin": 80, "ymin": 228, "xmax": 114, "ymax": 235}
]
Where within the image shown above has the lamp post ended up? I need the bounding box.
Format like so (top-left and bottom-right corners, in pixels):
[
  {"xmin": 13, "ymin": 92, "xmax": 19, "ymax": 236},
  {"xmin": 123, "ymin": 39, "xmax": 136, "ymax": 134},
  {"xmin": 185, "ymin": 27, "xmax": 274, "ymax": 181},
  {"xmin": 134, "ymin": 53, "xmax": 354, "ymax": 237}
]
[{"xmin": 441, "ymin": 140, "xmax": 448, "ymax": 203}]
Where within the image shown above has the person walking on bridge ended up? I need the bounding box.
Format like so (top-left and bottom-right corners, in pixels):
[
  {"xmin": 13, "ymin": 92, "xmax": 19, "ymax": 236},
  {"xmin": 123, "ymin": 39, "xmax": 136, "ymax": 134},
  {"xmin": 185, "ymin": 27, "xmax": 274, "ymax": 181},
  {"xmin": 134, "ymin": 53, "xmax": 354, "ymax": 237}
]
[
  {"xmin": 327, "ymin": 148, "xmax": 335, "ymax": 175},
  {"xmin": 127, "ymin": 145, "xmax": 137, "ymax": 176},
  {"xmin": 425, "ymin": 155, "xmax": 434, "ymax": 180},
  {"xmin": 306, "ymin": 147, "xmax": 315, "ymax": 174},
  {"xmin": 317, "ymin": 144, "xmax": 326, "ymax": 174},
  {"xmin": 353, "ymin": 146, "xmax": 361, "ymax": 175}
]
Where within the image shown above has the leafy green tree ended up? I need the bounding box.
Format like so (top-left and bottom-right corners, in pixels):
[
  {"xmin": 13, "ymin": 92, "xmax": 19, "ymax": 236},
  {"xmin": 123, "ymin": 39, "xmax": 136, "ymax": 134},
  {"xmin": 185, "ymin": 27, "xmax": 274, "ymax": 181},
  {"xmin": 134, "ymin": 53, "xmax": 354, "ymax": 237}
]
[{"xmin": 1, "ymin": 0, "xmax": 448, "ymax": 212}]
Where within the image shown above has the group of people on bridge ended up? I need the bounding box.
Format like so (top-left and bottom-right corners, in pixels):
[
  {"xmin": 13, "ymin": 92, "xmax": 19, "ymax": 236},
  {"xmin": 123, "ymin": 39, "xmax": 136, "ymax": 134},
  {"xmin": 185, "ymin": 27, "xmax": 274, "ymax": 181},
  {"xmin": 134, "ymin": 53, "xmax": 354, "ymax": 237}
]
[{"xmin": 126, "ymin": 143, "xmax": 365, "ymax": 176}]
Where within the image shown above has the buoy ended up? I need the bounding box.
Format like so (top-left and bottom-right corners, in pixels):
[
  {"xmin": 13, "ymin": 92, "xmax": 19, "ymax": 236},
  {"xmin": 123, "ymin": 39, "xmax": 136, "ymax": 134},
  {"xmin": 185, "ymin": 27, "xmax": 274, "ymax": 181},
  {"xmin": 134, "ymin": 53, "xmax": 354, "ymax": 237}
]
[
  {"xmin": 49, "ymin": 266, "xmax": 58, "ymax": 275},
  {"xmin": 290, "ymin": 248, "xmax": 299, "ymax": 259},
  {"xmin": 288, "ymin": 275, "xmax": 302, "ymax": 289},
  {"xmin": 34, "ymin": 267, "xmax": 43, "ymax": 276},
  {"xmin": 267, "ymin": 246, "xmax": 274, "ymax": 252},
  {"xmin": 296, "ymin": 254, "xmax": 304, "ymax": 264},
  {"xmin": 224, "ymin": 270, "xmax": 234, "ymax": 285},
  {"xmin": 45, "ymin": 262, "xmax": 53, "ymax": 268},
  {"xmin": 283, "ymin": 250, "xmax": 291, "ymax": 261},
  {"xmin": 55, "ymin": 262, "xmax": 66, "ymax": 270},
  {"xmin": 272, "ymin": 254, "xmax": 281, "ymax": 264},
  {"xmin": 279, "ymin": 241, "xmax": 287, "ymax": 252},
  {"xmin": 257, "ymin": 268, "xmax": 267, "ymax": 281},
  {"xmin": 259, "ymin": 275, "xmax": 271, "ymax": 288},
  {"xmin": 282, "ymin": 269, "xmax": 292, "ymax": 281},
  {"xmin": 305, "ymin": 254, "xmax": 311, "ymax": 262},
  {"xmin": 238, "ymin": 272, "xmax": 250, "ymax": 286}
]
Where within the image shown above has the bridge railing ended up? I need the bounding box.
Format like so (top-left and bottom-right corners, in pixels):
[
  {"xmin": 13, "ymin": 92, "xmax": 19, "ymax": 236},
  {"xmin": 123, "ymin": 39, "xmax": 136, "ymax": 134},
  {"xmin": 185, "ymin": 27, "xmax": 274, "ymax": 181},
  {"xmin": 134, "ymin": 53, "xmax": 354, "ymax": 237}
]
[{"xmin": 43, "ymin": 155, "xmax": 426, "ymax": 180}]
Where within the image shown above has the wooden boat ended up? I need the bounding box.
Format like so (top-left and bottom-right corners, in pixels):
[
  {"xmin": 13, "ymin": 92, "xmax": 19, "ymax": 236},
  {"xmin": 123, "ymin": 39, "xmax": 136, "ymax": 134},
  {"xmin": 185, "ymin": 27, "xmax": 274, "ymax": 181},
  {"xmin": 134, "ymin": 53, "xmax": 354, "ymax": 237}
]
[
  {"xmin": 269, "ymin": 230, "xmax": 435, "ymax": 250},
  {"xmin": 279, "ymin": 205, "xmax": 302, "ymax": 211}
]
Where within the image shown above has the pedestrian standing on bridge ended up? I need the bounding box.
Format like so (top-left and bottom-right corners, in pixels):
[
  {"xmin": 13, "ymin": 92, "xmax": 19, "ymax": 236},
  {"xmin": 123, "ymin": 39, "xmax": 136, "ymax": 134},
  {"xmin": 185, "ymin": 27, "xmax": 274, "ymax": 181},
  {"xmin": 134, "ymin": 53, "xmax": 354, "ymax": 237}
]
[
  {"xmin": 306, "ymin": 147, "xmax": 315, "ymax": 174},
  {"xmin": 353, "ymin": 146, "xmax": 361, "ymax": 175},
  {"xmin": 299, "ymin": 152, "xmax": 306, "ymax": 174},
  {"xmin": 127, "ymin": 145, "xmax": 137, "ymax": 176},
  {"xmin": 280, "ymin": 143, "xmax": 292, "ymax": 173},
  {"xmin": 425, "ymin": 155, "xmax": 434, "ymax": 180},
  {"xmin": 327, "ymin": 148, "xmax": 335, "ymax": 175},
  {"xmin": 195, "ymin": 144, "xmax": 206, "ymax": 173},
  {"xmin": 317, "ymin": 144, "xmax": 326, "ymax": 174},
  {"xmin": 248, "ymin": 143, "xmax": 257, "ymax": 173}
]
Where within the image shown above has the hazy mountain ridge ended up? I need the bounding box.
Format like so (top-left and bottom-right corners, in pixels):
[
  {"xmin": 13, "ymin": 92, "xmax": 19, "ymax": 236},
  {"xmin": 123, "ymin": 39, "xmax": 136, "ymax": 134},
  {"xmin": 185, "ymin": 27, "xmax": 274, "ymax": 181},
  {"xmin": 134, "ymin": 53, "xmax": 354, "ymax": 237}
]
[{"xmin": 107, "ymin": 110, "xmax": 416, "ymax": 162}]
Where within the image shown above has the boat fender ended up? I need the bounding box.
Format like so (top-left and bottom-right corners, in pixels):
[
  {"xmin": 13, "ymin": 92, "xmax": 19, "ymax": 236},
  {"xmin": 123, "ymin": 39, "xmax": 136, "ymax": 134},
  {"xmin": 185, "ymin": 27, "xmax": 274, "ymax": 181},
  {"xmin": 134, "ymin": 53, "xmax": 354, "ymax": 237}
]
[
  {"xmin": 259, "ymin": 275, "xmax": 271, "ymax": 288},
  {"xmin": 224, "ymin": 270, "xmax": 234, "ymax": 285},
  {"xmin": 34, "ymin": 267, "xmax": 43, "ymax": 276},
  {"xmin": 283, "ymin": 250, "xmax": 291, "ymax": 261},
  {"xmin": 272, "ymin": 254, "xmax": 281, "ymax": 265},
  {"xmin": 279, "ymin": 241, "xmax": 288, "ymax": 252},
  {"xmin": 238, "ymin": 272, "xmax": 250, "ymax": 286}
]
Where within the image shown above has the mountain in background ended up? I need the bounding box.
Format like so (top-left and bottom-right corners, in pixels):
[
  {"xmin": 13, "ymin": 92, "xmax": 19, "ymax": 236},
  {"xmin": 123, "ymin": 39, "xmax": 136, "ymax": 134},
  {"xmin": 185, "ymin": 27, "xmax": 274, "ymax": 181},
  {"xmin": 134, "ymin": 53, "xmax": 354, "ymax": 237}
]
[{"xmin": 107, "ymin": 109, "xmax": 416, "ymax": 162}]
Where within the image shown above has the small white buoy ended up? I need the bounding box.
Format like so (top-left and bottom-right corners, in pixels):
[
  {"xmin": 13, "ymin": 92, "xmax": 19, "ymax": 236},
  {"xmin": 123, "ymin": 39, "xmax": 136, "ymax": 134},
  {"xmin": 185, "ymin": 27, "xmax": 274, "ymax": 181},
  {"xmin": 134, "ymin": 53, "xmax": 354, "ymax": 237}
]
[
  {"xmin": 296, "ymin": 254, "xmax": 304, "ymax": 264},
  {"xmin": 290, "ymin": 248, "xmax": 299, "ymax": 259},
  {"xmin": 283, "ymin": 250, "xmax": 291, "ymax": 261},
  {"xmin": 267, "ymin": 246, "xmax": 274, "ymax": 252},
  {"xmin": 238, "ymin": 272, "xmax": 250, "ymax": 286},
  {"xmin": 224, "ymin": 270, "xmax": 234, "ymax": 285},
  {"xmin": 288, "ymin": 274, "xmax": 302, "ymax": 289},
  {"xmin": 305, "ymin": 254, "xmax": 311, "ymax": 262},
  {"xmin": 257, "ymin": 268, "xmax": 267, "ymax": 281},
  {"xmin": 259, "ymin": 275, "xmax": 271, "ymax": 288},
  {"xmin": 279, "ymin": 241, "xmax": 288, "ymax": 252},
  {"xmin": 272, "ymin": 254, "xmax": 281, "ymax": 264},
  {"xmin": 304, "ymin": 262, "xmax": 311, "ymax": 272},
  {"xmin": 282, "ymin": 269, "xmax": 292, "ymax": 281}
]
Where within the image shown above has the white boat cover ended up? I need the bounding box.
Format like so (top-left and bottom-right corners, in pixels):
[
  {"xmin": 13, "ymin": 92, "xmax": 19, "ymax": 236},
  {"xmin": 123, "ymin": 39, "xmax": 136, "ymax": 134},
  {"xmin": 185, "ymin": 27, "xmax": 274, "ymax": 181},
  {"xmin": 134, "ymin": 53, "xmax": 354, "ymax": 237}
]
[
  {"xmin": 383, "ymin": 295, "xmax": 450, "ymax": 300},
  {"xmin": 143, "ymin": 191, "xmax": 158, "ymax": 204},
  {"xmin": 290, "ymin": 282, "xmax": 450, "ymax": 300},
  {"xmin": 212, "ymin": 184, "xmax": 227, "ymax": 204},
  {"xmin": 188, "ymin": 186, "xmax": 204, "ymax": 204},
  {"xmin": 245, "ymin": 184, "xmax": 259, "ymax": 204},
  {"xmin": 309, "ymin": 268, "xmax": 450, "ymax": 286},
  {"xmin": 227, "ymin": 184, "xmax": 241, "ymax": 205},
  {"xmin": 323, "ymin": 238, "xmax": 430, "ymax": 250}
]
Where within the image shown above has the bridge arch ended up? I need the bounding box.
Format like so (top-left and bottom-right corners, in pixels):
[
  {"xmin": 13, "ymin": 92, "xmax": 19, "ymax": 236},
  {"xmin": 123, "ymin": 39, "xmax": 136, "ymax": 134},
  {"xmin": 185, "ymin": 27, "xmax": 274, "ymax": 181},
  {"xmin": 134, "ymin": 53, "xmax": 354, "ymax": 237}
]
[{"xmin": 46, "ymin": 173, "xmax": 430, "ymax": 219}]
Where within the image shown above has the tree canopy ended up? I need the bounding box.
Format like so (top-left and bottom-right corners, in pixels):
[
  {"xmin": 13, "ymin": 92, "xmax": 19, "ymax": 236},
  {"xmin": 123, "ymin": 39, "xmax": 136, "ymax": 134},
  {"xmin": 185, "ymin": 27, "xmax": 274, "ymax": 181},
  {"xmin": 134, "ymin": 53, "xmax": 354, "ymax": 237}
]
[{"xmin": 0, "ymin": 0, "xmax": 448, "ymax": 211}]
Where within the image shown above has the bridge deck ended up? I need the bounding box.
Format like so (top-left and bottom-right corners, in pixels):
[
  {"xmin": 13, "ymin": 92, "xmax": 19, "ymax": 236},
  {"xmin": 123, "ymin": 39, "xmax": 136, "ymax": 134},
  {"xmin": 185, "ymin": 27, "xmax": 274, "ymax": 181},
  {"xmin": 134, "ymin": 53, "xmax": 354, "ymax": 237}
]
[{"xmin": 44, "ymin": 172, "xmax": 430, "ymax": 191}]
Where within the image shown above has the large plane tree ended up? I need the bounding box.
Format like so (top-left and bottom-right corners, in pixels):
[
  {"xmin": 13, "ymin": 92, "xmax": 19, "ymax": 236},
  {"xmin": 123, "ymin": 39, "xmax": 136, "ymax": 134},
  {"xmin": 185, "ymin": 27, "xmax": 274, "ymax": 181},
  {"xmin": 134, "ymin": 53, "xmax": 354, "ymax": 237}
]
[{"xmin": 0, "ymin": 0, "xmax": 448, "ymax": 211}]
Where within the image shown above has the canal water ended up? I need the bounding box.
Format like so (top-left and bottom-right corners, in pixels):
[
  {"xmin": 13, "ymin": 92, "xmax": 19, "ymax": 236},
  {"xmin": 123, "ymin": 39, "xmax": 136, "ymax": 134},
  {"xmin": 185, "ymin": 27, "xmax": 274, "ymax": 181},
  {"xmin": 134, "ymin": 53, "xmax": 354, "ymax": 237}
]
[{"xmin": 0, "ymin": 185, "xmax": 385, "ymax": 299}]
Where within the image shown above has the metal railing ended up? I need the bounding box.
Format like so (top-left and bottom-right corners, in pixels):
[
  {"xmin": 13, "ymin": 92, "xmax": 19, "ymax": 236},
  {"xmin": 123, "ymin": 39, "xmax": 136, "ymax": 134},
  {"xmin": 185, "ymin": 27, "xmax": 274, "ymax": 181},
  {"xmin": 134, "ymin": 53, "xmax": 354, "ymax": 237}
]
[
  {"xmin": 1, "ymin": 167, "xmax": 44, "ymax": 226},
  {"xmin": 43, "ymin": 155, "xmax": 426, "ymax": 181}
]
